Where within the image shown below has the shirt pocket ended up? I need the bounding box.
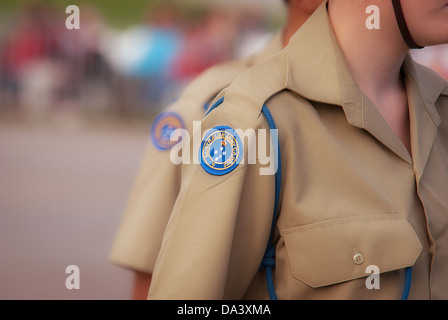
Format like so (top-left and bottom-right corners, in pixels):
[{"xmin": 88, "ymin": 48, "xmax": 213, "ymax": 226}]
[{"xmin": 280, "ymin": 214, "xmax": 422, "ymax": 288}]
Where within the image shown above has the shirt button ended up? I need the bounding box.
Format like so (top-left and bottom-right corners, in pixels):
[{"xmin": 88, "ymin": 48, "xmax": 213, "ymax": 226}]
[{"xmin": 353, "ymin": 253, "xmax": 364, "ymax": 265}]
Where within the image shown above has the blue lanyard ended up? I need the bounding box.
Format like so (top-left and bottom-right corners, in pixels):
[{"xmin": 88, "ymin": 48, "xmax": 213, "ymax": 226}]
[
  {"xmin": 260, "ymin": 105, "xmax": 413, "ymax": 301},
  {"xmin": 401, "ymin": 267, "xmax": 413, "ymax": 300},
  {"xmin": 260, "ymin": 105, "xmax": 281, "ymax": 300}
]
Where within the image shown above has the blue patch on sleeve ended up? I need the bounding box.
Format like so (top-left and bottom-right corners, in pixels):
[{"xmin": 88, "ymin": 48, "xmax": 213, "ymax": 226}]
[
  {"xmin": 199, "ymin": 126, "xmax": 243, "ymax": 176},
  {"xmin": 150, "ymin": 111, "xmax": 185, "ymax": 150}
]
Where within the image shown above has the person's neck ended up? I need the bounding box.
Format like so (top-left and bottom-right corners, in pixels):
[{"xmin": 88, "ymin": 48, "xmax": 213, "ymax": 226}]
[
  {"xmin": 328, "ymin": 1, "xmax": 409, "ymax": 102},
  {"xmin": 328, "ymin": 1, "xmax": 414, "ymax": 154}
]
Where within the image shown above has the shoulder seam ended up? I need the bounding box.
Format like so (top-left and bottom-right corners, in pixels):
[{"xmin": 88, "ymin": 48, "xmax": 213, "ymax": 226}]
[{"xmin": 223, "ymin": 50, "xmax": 288, "ymax": 114}]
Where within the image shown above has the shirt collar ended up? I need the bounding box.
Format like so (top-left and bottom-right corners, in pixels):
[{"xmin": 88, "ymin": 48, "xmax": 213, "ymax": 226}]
[
  {"xmin": 402, "ymin": 56, "xmax": 447, "ymax": 127},
  {"xmin": 284, "ymin": 0, "xmax": 447, "ymax": 130},
  {"xmin": 285, "ymin": 1, "xmax": 345, "ymax": 110}
]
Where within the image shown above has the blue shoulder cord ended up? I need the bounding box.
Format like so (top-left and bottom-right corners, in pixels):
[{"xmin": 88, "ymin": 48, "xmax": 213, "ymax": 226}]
[
  {"xmin": 259, "ymin": 104, "xmax": 413, "ymax": 301},
  {"xmin": 401, "ymin": 267, "xmax": 413, "ymax": 300},
  {"xmin": 204, "ymin": 97, "xmax": 224, "ymax": 117},
  {"xmin": 205, "ymin": 99, "xmax": 280, "ymax": 299},
  {"xmin": 260, "ymin": 105, "xmax": 281, "ymax": 300},
  {"xmin": 207, "ymin": 100, "xmax": 413, "ymax": 300}
]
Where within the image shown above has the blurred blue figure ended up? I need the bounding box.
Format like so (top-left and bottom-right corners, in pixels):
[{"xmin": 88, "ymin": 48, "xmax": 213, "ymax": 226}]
[
  {"xmin": 107, "ymin": 4, "xmax": 183, "ymax": 111},
  {"xmin": 130, "ymin": 28, "xmax": 180, "ymax": 78}
]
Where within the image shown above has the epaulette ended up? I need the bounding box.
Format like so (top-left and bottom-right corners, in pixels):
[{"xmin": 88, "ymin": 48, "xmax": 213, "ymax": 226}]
[{"xmin": 207, "ymin": 49, "xmax": 288, "ymax": 116}]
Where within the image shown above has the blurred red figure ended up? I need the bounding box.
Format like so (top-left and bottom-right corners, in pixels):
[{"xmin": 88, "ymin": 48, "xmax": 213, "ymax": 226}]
[
  {"xmin": 0, "ymin": 2, "xmax": 62, "ymax": 118},
  {"xmin": 2, "ymin": 3, "xmax": 58, "ymax": 74},
  {"xmin": 170, "ymin": 8, "xmax": 239, "ymax": 82}
]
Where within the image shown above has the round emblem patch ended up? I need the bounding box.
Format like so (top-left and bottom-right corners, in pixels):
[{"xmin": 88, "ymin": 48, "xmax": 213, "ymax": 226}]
[
  {"xmin": 150, "ymin": 112, "xmax": 185, "ymax": 150},
  {"xmin": 200, "ymin": 126, "xmax": 243, "ymax": 176}
]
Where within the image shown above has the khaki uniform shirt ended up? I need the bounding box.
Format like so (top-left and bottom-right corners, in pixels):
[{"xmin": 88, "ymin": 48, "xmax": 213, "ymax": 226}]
[
  {"xmin": 108, "ymin": 32, "xmax": 283, "ymax": 274},
  {"xmin": 148, "ymin": 2, "xmax": 448, "ymax": 300}
]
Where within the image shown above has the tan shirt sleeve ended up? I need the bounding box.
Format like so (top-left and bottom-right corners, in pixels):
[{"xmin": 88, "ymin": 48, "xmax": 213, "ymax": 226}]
[
  {"xmin": 108, "ymin": 138, "xmax": 182, "ymax": 273},
  {"xmin": 148, "ymin": 102, "xmax": 276, "ymax": 299},
  {"xmin": 108, "ymin": 61, "xmax": 251, "ymax": 274},
  {"xmin": 108, "ymin": 32, "xmax": 284, "ymax": 276}
]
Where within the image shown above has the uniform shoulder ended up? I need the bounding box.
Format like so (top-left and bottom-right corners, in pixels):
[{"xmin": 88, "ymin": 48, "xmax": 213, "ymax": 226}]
[
  {"xmin": 218, "ymin": 49, "xmax": 288, "ymax": 115},
  {"xmin": 155, "ymin": 57, "xmax": 253, "ymax": 136},
  {"xmin": 200, "ymin": 50, "xmax": 288, "ymax": 138}
]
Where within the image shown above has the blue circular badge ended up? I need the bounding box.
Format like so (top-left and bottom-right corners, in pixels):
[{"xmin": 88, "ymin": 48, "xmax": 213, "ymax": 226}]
[
  {"xmin": 200, "ymin": 126, "xmax": 243, "ymax": 176},
  {"xmin": 150, "ymin": 112, "xmax": 185, "ymax": 150}
]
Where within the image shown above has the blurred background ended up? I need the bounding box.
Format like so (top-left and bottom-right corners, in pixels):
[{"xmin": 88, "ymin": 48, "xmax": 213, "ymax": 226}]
[
  {"xmin": 0, "ymin": 0, "xmax": 447, "ymax": 300},
  {"xmin": 0, "ymin": 0, "xmax": 285, "ymax": 300}
]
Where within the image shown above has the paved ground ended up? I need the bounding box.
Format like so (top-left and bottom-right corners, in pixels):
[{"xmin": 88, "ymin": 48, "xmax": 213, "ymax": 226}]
[{"xmin": 0, "ymin": 116, "xmax": 152, "ymax": 299}]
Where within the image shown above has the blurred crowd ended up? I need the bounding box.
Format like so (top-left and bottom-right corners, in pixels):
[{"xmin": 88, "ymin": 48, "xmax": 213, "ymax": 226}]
[
  {"xmin": 0, "ymin": 1, "xmax": 446, "ymax": 123},
  {"xmin": 0, "ymin": 1, "xmax": 276, "ymax": 122}
]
